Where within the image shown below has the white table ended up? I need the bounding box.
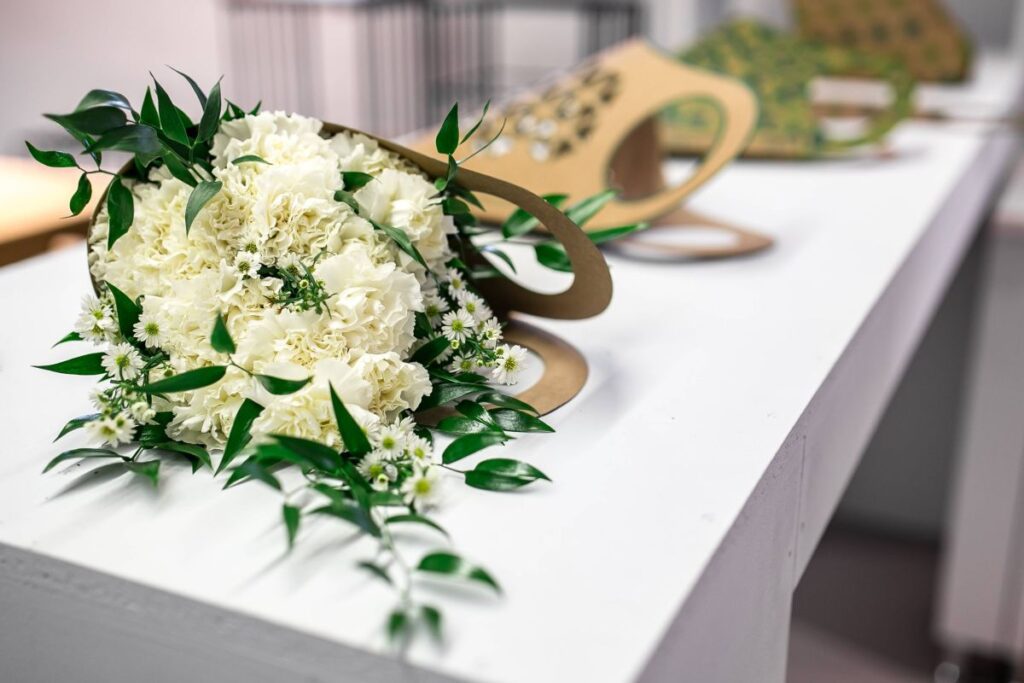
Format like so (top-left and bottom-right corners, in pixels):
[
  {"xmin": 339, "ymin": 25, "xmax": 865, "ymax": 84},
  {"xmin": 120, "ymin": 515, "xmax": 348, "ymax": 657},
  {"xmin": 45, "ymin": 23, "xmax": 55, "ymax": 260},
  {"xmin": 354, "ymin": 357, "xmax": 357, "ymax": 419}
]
[{"xmin": 1, "ymin": 55, "xmax": 1021, "ymax": 683}]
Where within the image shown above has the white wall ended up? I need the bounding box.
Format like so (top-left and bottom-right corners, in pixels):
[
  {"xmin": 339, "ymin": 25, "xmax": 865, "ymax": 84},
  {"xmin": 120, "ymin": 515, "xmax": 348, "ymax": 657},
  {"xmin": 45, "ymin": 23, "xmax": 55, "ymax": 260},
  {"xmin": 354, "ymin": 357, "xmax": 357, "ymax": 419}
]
[{"xmin": 0, "ymin": 0, "xmax": 227, "ymax": 154}]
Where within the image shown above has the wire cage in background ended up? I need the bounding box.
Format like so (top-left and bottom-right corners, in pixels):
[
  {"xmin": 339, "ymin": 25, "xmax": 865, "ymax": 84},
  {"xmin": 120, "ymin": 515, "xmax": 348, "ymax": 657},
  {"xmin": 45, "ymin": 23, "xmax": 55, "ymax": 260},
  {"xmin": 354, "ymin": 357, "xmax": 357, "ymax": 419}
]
[{"xmin": 224, "ymin": 0, "xmax": 643, "ymax": 138}]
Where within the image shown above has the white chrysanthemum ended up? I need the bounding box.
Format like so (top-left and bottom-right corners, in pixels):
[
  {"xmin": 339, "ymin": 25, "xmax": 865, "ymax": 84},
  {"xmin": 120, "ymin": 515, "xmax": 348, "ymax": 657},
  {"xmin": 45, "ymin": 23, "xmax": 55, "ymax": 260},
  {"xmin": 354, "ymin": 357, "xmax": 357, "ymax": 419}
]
[
  {"xmin": 133, "ymin": 309, "xmax": 165, "ymax": 349},
  {"xmin": 457, "ymin": 291, "xmax": 492, "ymax": 322},
  {"xmin": 75, "ymin": 294, "xmax": 115, "ymax": 343},
  {"xmin": 86, "ymin": 412, "xmax": 136, "ymax": 447},
  {"xmin": 406, "ymin": 435, "xmax": 435, "ymax": 465}
]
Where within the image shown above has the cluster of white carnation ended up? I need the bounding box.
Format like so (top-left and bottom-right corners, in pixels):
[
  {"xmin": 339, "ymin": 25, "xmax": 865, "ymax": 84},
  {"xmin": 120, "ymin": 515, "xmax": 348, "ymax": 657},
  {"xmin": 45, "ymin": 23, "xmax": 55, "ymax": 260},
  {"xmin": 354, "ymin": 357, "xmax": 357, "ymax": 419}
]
[{"xmin": 84, "ymin": 111, "xmax": 523, "ymax": 478}]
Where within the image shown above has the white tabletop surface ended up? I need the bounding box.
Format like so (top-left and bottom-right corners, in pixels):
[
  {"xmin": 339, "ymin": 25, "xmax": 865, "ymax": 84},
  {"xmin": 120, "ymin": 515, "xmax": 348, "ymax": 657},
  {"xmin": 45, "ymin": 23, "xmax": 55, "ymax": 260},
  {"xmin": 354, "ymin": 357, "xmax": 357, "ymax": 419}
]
[{"xmin": 1, "ymin": 54, "xmax": 1022, "ymax": 683}]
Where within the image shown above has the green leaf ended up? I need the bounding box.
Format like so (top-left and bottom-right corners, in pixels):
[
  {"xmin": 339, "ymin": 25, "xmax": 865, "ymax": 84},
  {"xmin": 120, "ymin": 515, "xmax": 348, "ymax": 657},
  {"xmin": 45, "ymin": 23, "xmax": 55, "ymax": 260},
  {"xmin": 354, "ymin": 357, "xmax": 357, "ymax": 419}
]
[
  {"xmin": 460, "ymin": 100, "xmax": 490, "ymax": 144},
  {"xmin": 270, "ymin": 435, "xmax": 344, "ymax": 472},
  {"xmin": 357, "ymin": 560, "xmax": 393, "ymax": 585},
  {"xmin": 586, "ymin": 222, "xmax": 647, "ymax": 245},
  {"xmin": 481, "ymin": 246, "xmax": 517, "ymax": 274},
  {"xmin": 142, "ymin": 365, "xmax": 227, "ymax": 393},
  {"xmin": 106, "ymin": 281, "xmax": 141, "ymax": 343},
  {"xmin": 34, "ymin": 352, "xmax": 105, "ymax": 376},
  {"xmin": 442, "ymin": 196, "xmax": 471, "ymax": 216},
  {"xmin": 417, "ymin": 551, "xmax": 501, "ymax": 593},
  {"xmin": 330, "ymin": 384, "xmax": 372, "ymax": 456},
  {"xmin": 126, "ymin": 460, "xmax": 160, "ymax": 487},
  {"xmin": 106, "ymin": 176, "xmax": 135, "ymax": 249},
  {"xmin": 442, "ymin": 432, "xmax": 508, "ymax": 464},
  {"xmin": 385, "ymin": 513, "xmax": 449, "ymax": 538},
  {"xmin": 210, "ymin": 312, "xmax": 235, "ymax": 354},
  {"xmin": 230, "ymin": 154, "xmax": 270, "ymax": 165},
  {"xmin": 447, "ymin": 183, "xmax": 484, "ymax": 209},
  {"xmin": 464, "ymin": 470, "xmax": 540, "ymax": 491},
  {"xmin": 255, "ymin": 373, "xmax": 310, "ymax": 395},
  {"xmin": 170, "ymin": 67, "xmax": 207, "ymax": 107},
  {"xmin": 410, "ymin": 336, "xmax": 451, "ymax": 365},
  {"xmin": 456, "ymin": 400, "xmax": 497, "ymax": 427},
  {"xmin": 489, "ymin": 409, "xmax": 554, "ymax": 433},
  {"xmin": 416, "ymin": 382, "xmax": 484, "ymax": 410},
  {"xmin": 54, "ymin": 413, "xmax": 100, "ymax": 441},
  {"xmin": 218, "ymin": 398, "xmax": 264, "ymax": 474},
  {"xmin": 565, "ymin": 189, "xmax": 617, "ymax": 227},
  {"xmin": 25, "ymin": 141, "xmax": 76, "ymax": 168},
  {"xmin": 477, "ymin": 391, "xmax": 538, "ymax": 414},
  {"xmin": 534, "ymin": 242, "xmax": 572, "ymax": 273},
  {"xmin": 140, "ymin": 87, "xmax": 160, "ymax": 127},
  {"xmin": 184, "ymin": 180, "xmax": 222, "ymax": 234},
  {"xmin": 311, "ymin": 501, "xmax": 380, "ymax": 537},
  {"xmin": 472, "ymin": 458, "xmax": 550, "ymax": 481},
  {"xmin": 85, "ymin": 124, "xmax": 160, "ymax": 156},
  {"xmin": 52, "ymin": 331, "xmax": 83, "ymax": 347},
  {"xmin": 197, "ymin": 79, "xmax": 222, "ymax": 143},
  {"xmin": 501, "ymin": 194, "xmax": 568, "ymax": 239},
  {"xmin": 45, "ymin": 107, "xmax": 127, "ymax": 136},
  {"xmin": 434, "ymin": 415, "xmax": 492, "ymax": 436},
  {"xmin": 334, "ymin": 189, "xmax": 359, "ymax": 212},
  {"xmin": 224, "ymin": 456, "xmax": 282, "ymax": 490},
  {"xmin": 373, "ymin": 221, "xmax": 427, "ymax": 269},
  {"xmin": 421, "ymin": 605, "xmax": 443, "ymax": 643},
  {"xmin": 153, "ymin": 441, "xmax": 211, "ymax": 471},
  {"xmin": 153, "ymin": 77, "xmax": 190, "ymax": 146},
  {"xmin": 43, "ymin": 447, "xmax": 123, "ymax": 473},
  {"xmin": 342, "ymin": 171, "xmax": 375, "ymax": 190},
  {"xmin": 388, "ymin": 610, "xmax": 410, "ymax": 644},
  {"xmin": 161, "ymin": 150, "xmax": 198, "ymax": 187},
  {"xmin": 68, "ymin": 173, "xmax": 92, "ymax": 216},
  {"xmin": 283, "ymin": 504, "xmax": 301, "ymax": 549},
  {"xmin": 435, "ymin": 102, "xmax": 460, "ymax": 155},
  {"xmin": 76, "ymin": 89, "xmax": 132, "ymax": 112}
]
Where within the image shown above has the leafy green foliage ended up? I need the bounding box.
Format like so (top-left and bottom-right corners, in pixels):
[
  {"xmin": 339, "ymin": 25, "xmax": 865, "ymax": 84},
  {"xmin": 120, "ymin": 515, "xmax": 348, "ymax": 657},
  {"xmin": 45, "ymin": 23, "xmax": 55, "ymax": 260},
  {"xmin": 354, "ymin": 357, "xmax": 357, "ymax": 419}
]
[
  {"xmin": 435, "ymin": 103, "xmax": 460, "ymax": 155},
  {"xmin": 43, "ymin": 447, "xmax": 124, "ymax": 473},
  {"xmin": 442, "ymin": 432, "xmax": 509, "ymax": 464},
  {"xmin": 218, "ymin": 398, "xmax": 264, "ymax": 474},
  {"xmin": 342, "ymin": 171, "xmax": 375, "ymax": 190},
  {"xmin": 464, "ymin": 458, "xmax": 550, "ymax": 491},
  {"xmin": 357, "ymin": 560, "xmax": 393, "ymax": 585},
  {"xmin": 330, "ymin": 384, "xmax": 372, "ymax": 456},
  {"xmin": 46, "ymin": 107, "xmax": 127, "ymax": 136},
  {"xmin": 106, "ymin": 176, "xmax": 135, "ymax": 248},
  {"xmin": 53, "ymin": 413, "xmax": 100, "ymax": 441},
  {"xmin": 25, "ymin": 142, "xmax": 76, "ymax": 168},
  {"xmin": 384, "ymin": 513, "xmax": 449, "ymax": 538},
  {"xmin": 255, "ymin": 373, "xmax": 310, "ymax": 395},
  {"xmin": 283, "ymin": 504, "xmax": 301, "ymax": 549},
  {"xmin": 142, "ymin": 365, "xmax": 227, "ymax": 393},
  {"xmin": 210, "ymin": 312, "xmax": 236, "ymax": 354},
  {"xmin": 417, "ymin": 551, "xmax": 501, "ymax": 593},
  {"xmin": 184, "ymin": 180, "xmax": 222, "ymax": 233},
  {"xmin": 34, "ymin": 352, "xmax": 106, "ymax": 376},
  {"xmin": 69, "ymin": 174, "xmax": 92, "ymax": 216},
  {"xmin": 126, "ymin": 460, "xmax": 161, "ymax": 487},
  {"xmin": 501, "ymin": 193, "xmax": 568, "ymax": 239},
  {"xmin": 230, "ymin": 154, "xmax": 269, "ymax": 165},
  {"xmin": 52, "ymin": 331, "xmax": 83, "ymax": 347},
  {"xmin": 106, "ymin": 281, "xmax": 141, "ymax": 343}
]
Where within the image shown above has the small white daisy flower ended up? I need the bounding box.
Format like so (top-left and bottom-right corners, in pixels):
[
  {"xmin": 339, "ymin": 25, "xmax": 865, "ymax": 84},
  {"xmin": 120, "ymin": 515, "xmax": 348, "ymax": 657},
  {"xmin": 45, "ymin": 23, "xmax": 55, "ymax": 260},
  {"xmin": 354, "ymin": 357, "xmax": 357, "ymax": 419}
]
[
  {"xmin": 456, "ymin": 291, "xmax": 492, "ymax": 322},
  {"xmin": 358, "ymin": 451, "xmax": 397, "ymax": 490},
  {"xmin": 277, "ymin": 253, "xmax": 302, "ymax": 276},
  {"xmin": 401, "ymin": 464, "xmax": 442, "ymax": 507},
  {"xmin": 132, "ymin": 310, "xmax": 165, "ymax": 349},
  {"xmin": 86, "ymin": 412, "xmax": 136, "ymax": 447},
  {"xmin": 74, "ymin": 294, "xmax": 115, "ymax": 343},
  {"xmin": 478, "ymin": 318, "xmax": 502, "ymax": 349},
  {"xmin": 423, "ymin": 293, "xmax": 450, "ymax": 321},
  {"xmin": 448, "ymin": 353, "xmax": 477, "ymax": 374},
  {"xmin": 234, "ymin": 250, "xmax": 261, "ymax": 278},
  {"xmin": 129, "ymin": 401, "xmax": 156, "ymax": 425},
  {"xmin": 441, "ymin": 309, "xmax": 475, "ymax": 343},
  {"xmin": 445, "ymin": 267, "xmax": 466, "ymax": 293},
  {"xmin": 406, "ymin": 435, "xmax": 435, "ymax": 465},
  {"xmin": 89, "ymin": 386, "xmax": 110, "ymax": 413},
  {"xmin": 374, "ymin": 425, "xmax": 406, "ymax": 458},
  {"xmin": 491, "ymin": 344, "xmax": 527, "ymax": 385},
  {"xmin": 102, "ymin": 342, "xmax": 144, "ymax": 380}
]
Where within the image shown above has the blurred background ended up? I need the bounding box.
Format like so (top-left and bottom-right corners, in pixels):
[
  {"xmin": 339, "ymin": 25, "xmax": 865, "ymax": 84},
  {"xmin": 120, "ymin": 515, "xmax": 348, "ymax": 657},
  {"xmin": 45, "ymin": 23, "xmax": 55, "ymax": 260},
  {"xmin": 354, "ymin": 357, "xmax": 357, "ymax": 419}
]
[{"xmin": 2, "ymin": 1, "xmax": 1024, "ymax": 681}]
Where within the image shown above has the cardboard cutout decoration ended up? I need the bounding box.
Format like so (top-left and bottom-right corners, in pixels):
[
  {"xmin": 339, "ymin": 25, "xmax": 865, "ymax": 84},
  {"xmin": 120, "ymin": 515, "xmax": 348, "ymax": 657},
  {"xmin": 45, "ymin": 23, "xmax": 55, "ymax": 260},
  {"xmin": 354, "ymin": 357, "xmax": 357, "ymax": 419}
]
[
  {"xmin": 793, "ymin": 0, "xmax": 972, "ymax": 83},
  {"xmin": 662, "ymin": 20, "xmax": 915, "ymax": 159},
  {"xmin": 411, "ymin": 39, "xmax": 773, "ymax": 260},
  {"xmin": 90, "ymin": 123, "xmax": 610, "ymax": 416}
]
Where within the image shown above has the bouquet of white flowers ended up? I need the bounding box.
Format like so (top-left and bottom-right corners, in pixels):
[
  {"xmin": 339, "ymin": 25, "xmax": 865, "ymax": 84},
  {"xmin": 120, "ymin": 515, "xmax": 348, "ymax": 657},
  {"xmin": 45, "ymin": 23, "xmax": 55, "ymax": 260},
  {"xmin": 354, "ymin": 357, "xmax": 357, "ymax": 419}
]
[{"xmin": 29, "ymin": 72, "xmax": 624, "ymax": 644}]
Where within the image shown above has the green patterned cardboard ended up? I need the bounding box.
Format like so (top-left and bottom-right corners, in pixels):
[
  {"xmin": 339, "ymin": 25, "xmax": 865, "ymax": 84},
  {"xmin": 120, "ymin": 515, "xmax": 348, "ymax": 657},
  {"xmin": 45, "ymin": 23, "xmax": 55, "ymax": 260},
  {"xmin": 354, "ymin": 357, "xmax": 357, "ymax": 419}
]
[{"xmin": 662, "ymin": 20, "xmax": 915, "ymax": 159}]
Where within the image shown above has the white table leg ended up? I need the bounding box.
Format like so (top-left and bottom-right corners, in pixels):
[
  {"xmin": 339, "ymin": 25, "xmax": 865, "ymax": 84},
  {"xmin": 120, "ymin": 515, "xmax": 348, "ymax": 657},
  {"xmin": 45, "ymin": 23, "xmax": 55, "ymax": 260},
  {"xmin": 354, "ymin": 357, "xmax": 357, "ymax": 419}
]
[{"xmin": 937, "ymin": 223, "xmax": 1024, "ymax": 662}]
